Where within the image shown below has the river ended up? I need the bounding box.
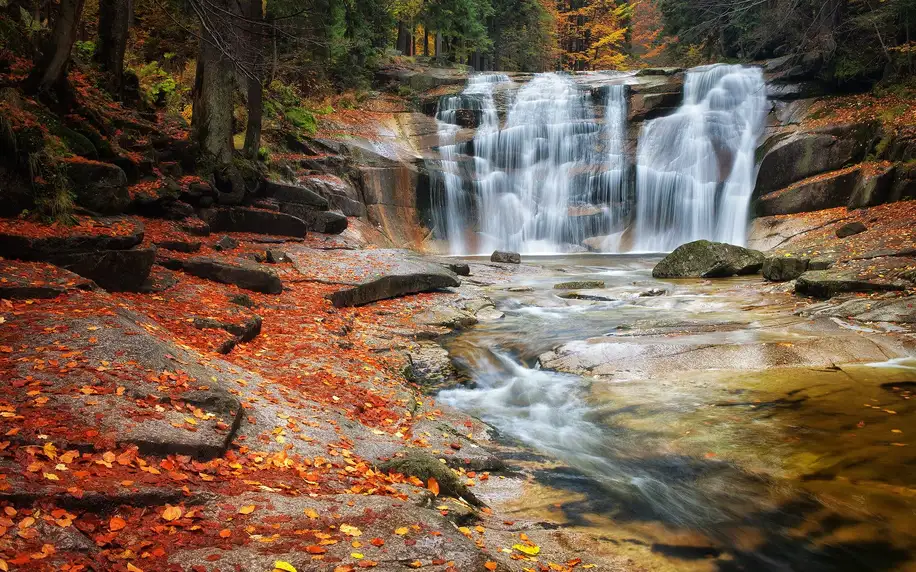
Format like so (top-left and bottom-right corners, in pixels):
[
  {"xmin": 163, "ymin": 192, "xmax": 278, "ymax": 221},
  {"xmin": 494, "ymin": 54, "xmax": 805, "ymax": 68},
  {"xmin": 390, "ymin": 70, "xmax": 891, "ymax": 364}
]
[{"xmin": 438, "ymin": 254, "xmax": 916, "ymax": 572}]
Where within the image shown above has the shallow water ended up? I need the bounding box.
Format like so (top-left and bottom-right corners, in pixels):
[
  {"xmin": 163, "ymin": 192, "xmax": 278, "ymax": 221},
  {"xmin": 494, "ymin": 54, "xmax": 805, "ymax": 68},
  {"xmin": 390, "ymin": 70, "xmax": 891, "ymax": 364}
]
[{"xmin": 440, "ymin": 255, "xmax": 916, "ymax": 572}]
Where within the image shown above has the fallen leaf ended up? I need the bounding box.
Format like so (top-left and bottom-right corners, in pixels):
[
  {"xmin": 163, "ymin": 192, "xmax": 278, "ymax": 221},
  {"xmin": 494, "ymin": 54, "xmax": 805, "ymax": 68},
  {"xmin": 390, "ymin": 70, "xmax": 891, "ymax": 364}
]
[
  {"xmin": 340, "ymin": 524, "xmax": 361, "ymax": 537},
  {"xmin": 395, "ymin": 527, "xmax": 409, "ymax": 535},
  {"xmin": 162, "ymin": 505, "xmax": 183, "ymax": 521},
  {"xmin": 109, "ymin": 517, "xmax": 127, "ymax": 531},
  {"xmin": 427, "ymin": 477, "xmax": 439, "ymax": 496},
  {"xmin": 485, "ymin": 562, "xmax": 497, "ymax": 571},
  {"xmin": 306, "ymin": 545, "xmax": 327, "ymax": 554},
  {"xmin": 219, "ymin": 529, "xmax": 231, "ymax": 538},
  {"xmin": 274, "ymin": 561, "xmax": 297, "ymax": 572},
  {"xmin": 513, "ymin": 544, "xmax": 541, "ymax": 556},
  {"xmin": 238, "ymin": 505, "xmax": 256, "ymax": 515}
]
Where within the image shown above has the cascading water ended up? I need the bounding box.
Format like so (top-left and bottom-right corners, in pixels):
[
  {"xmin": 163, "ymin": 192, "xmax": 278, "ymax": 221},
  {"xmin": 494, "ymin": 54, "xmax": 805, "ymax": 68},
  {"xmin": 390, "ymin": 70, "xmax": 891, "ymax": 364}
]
[{"xmin": 632, "ymin": 64, "xmax": 767, "ymax": 251}]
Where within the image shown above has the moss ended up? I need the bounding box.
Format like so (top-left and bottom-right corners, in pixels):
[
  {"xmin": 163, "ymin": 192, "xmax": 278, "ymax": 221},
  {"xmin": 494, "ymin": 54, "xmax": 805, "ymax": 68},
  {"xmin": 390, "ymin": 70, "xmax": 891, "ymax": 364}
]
[
  {"xmin": 377, "ymin": 451, "xmax": 484, "ymax": 507},
  {"xmin": 54, "ymin": 126, "xmax": 98, "ymax": 159},
  {"xmin": 27, "ymin": 152, "xmax": 75, "ymax": 223},
  {"xmin": 285, "ymin": 108, "xmax": 318, "ymax": 134}
]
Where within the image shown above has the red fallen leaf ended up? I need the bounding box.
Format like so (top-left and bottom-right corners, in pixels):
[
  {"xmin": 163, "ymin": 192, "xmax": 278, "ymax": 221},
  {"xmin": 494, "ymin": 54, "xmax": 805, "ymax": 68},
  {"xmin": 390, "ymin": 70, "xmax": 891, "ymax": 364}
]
[
  {"xmin": 218, "ymin": 529, "xmax": 231, "ymax": 538},
  {"xmin": 370, "ymin": 538, "xmax": 384, "ymax": 547},
  {"xmin": 485, "ymin": 562, "xmax": 497, "ymax": 571},
  {"xmin": 306, "ymin": 545, "xmax": 327, "ymax": 554},
  {"xmin": 109, "ymin": 517, "xmax": 126, "ymax": 531}
]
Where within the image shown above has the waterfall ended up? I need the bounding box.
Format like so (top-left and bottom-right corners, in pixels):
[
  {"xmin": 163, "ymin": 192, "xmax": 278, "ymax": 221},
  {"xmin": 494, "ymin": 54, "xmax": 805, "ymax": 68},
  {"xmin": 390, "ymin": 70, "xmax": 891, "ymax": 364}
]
[
  {"xmin": 632, "ymin": 64, "xmax": 767, "ymax": 251},
  {"xmin": 591, "ymin": 84, "xmax": 630, "ymax": 252}
]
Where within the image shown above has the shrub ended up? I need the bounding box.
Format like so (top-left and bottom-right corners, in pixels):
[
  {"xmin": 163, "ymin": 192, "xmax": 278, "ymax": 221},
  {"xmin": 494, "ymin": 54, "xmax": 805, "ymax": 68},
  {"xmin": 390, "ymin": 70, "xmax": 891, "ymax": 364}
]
[{"xmin": 285, "ymin": 108, "xmax": 317, "ymax": 134}]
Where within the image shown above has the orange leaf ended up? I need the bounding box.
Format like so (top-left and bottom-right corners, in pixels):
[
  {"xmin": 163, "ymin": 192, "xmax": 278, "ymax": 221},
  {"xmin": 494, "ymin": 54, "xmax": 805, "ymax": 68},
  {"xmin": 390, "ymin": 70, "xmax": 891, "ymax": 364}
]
[
  {"xmin": 238, "ymin": 505, "xmax": 255, "ymax": 515},
  {"xmin": 219, "ymin": 529, "xmax": 231, "ymax": 538},
  {"xmin": 485, "ymin": 562, "xmax": 497, "ymax": 571},
  {"xmin": 306, "ymin": 545, "xmax": 327, "ymax": 554},
  {"xmin": 427, "ymin": 478, "xmax": 439, "ymax": 496},
  {"xmin": 109, "ymin": 517, "xmax": 126, "ymax": 531}
]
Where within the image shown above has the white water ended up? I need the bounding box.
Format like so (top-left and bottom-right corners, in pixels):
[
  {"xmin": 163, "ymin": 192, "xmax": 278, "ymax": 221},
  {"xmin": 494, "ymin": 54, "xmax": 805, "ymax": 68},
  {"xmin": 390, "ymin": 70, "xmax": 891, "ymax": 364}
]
[
  {"xmin": 632, "ymin": 64, "xmax": 767, "ymax": 251},
  {"xmin": 432, "ymin": 65, "xmax": 767, "ymax": 255}
]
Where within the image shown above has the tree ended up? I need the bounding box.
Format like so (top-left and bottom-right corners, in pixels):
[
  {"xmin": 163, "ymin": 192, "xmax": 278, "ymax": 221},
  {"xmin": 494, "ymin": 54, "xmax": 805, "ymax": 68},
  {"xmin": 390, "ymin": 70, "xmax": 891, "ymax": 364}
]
[
  {"xmin": 96, "ymin": 0, "xmax": 133, "ymax": 98},
  {"xmin": 26, "ymin": 0, "xmax": 87, "ymax": 98},
  {"xmin": 242, "ymin": 0, "xmax": 264, "ymax": 159}
]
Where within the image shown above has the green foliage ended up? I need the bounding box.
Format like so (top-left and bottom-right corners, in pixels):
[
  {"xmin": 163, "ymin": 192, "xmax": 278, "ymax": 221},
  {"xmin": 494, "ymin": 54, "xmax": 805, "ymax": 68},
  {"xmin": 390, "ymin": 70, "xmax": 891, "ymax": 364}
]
[
  {"xmin": 74, "ymin": 40, "xmax": 96, "ymax": 60},
  {"xmin": 285, "ymin": 107, "xmax": 318, "ymax": 134},
  {"xmin": 134, "ymin": 61, "xmax": 179, "ymax": 106},
  {"xmin": 18, "ymin": 6, "xmax": 46, "ymax": 37},
  {"xmin": 27, "ymin": 152, "xmax": 74, "ymax": 224}
]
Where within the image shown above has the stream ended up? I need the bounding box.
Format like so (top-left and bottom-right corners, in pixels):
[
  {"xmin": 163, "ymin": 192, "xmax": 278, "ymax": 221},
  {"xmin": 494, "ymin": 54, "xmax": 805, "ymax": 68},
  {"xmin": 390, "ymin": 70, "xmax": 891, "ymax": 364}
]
[{"xmin": 439, "ymin": 255, "xmax": 916, "ymax": 572}]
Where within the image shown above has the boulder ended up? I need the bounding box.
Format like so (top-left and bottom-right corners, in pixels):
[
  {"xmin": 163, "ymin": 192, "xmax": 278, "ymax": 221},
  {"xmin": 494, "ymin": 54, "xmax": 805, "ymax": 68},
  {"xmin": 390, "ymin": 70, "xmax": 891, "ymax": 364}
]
[
  {"xmin": 490, "ymin": 250, "xmax": 521, "ymax": 264},
  {"xmin": 62, "ymin": 158, "xmax": 130, "ymax": 214},
  {"xmin": 795, "ymin": 270, "xmax": 908, "ymax": 298},
  {"xmin": 330, "ymin": 269, "xmax": 459, "ymax": 307},
  {"xmin": 848, "ymin": 164, "xmax": 896, "ymax": 208},
  {"xmin": 763, "ymin": 256, "xmax": 809, "ymax": 282},
  {"xmin": 265, "ymin": 249, "xmax": 289, "ymax": 264},
  {"xmin": 0, "ymin": 218, "xmax": 144, "ymax": 260},
  {"xmin": 308, "ymin": 211, "xmax": 348, "ymax": 234},
  {"xmin": 0, "ymin": 260, "xmax": 94, "ymax": 299},
  {"xmin": 177, "ymin": 256, "xmax": 283, "ymax": 294},
  {"xmin": 652, "ymin": 240, "xmax": 765, "ymax": 278},
  {"xmin": 836, "ymin": 221, "xmax": 867, "ymax": 238},
  {"xmin": 48, "ymin": 247, "xmax": 156, "ymax": 292},
  {"xmin": 377, "ymin": 451, "xmax": 483, "ymax": 507},
  {"xmin": 755, "ymin": 124, "xmax": 875, "ymax": 196},
  {"xmin": 201, "ymin": 207, "xmax": 307, "ymax": 238},
  {"xmin": 808, "ymin": 297, "xmax": 916, "ymax": 323},
  {"xmin": 213, "ymin": 235, "xmax": 239, "ymax": 251},
  {"xmin": 213, "ymin": 164, "xmax": 247, "ymax": 206},
  {"xmin": 264, "ymin": 180, "xmax": 330, "ymax": 210},
  {"xmin": 756, "ymin": 168, "xmax": 861, "ymax": 217},
  {"xmin": 890, "ymin": 162, "xmax": 916, "ymax": 203},
  {"xmin": 554, "ymin": 280, "xmax": 606, "ymax": 290}
]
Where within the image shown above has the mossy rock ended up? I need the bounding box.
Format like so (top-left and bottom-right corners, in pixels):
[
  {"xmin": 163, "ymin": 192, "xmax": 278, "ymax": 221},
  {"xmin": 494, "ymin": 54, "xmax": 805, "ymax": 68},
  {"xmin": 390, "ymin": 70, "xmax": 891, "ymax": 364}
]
[
  {"xmin": 55, "ymin": 126, "xmax": 97, "ymax": 159},
  {"xmin": 377, "ymin": 451, "xmax": 484, "ymax": 507},
  {"xmin": 554, "ymin": 280, "xmax": 605, "ymax": 290}
]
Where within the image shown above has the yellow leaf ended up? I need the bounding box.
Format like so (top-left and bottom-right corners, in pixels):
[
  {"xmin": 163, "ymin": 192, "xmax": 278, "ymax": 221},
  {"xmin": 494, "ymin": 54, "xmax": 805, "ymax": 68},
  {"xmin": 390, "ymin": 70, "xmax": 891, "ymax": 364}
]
[
  {"xmin": 513, "ymin": 544, "xmax": 541, "ymax": 556},
  {"xmin": 340, "ymin": 524, "xmax": 361, "ymax": 537},
  {"xmin": 238, "ymin": 505, "xmax": 256, "ymax": 515},
  {"xmin": 304, "ymin": 508, "xmax": 319, "ymax": 519},
  {"xmin": 351, "ymin": 553, "xmax": 364, "ymax": 559},
  {"xmin": 127, "ymin": 564, "xmax": 143, "ymax": 572},
  {"xmin": 161, "ymin": 505, "xmax": 183, "ymax": 521},
  {"xmin": 273, "ymin": 561, "xmax": 297, "ymax": 572},
  {"xmin": 395, "ymin": 527, "xmax": 409, "ymax": 535}
]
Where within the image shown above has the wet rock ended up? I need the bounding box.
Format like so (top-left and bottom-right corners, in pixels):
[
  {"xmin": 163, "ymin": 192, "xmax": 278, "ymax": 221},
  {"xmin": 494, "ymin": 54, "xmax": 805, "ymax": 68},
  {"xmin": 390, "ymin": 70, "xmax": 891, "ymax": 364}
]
[
  {"xmin": 795, "ymin": 270, "xmax": 908, "ymax": 298},
  {"xmin": 404, "ymin": 342, "xmax": 457, "ymax": 389},
  {"xmin": 809, "ymin": 296, "xmax": 916, "ymax": 323},
  {"xmin": 154, "ymin": 239, "xmax": 201, "ymax": 253},
  {"xmin": 213, "ymin": 235, "xmax": 239, "ymax": 251},
  {"xmin": 331, "ymin": 268, "xmax": 459, "ymax": 307},
  {"xmin": 48, "ymin": 247, "xmax": 156, "ymax": 292},
  {"xmin": 756, "ymin": 167, "xmax": 861, "ymax": 216},
  {"xmin": 763, "ymin": 256, "xmax": 809, "ymax": 282},
  {"xmin": 63, "ymin": 159, "xmax": 130, "ymax": 214},
  {"xmin": 652, "ymin": 240, "xmax": 765, "ymax": 278},
  {"xmin": 554, "ymin": 280, "xmax": 605, "ymax": 290},
  {"xmin": 201, "ymin": 207, "xmax": 307, "ymax": 238},
  {"xmin": 638, "ymin": 288, "xmax": 668, "ymax": 297},
  {"xmin": 836, "ymin": 221, "xmax": 867, "ymax": 238},
  {"xmin": 378, "ymin": 451, "xmax": 484, "ymax": 507},
  {"xmin": 491, "ymin": 250, "xmax": 521, "ymax": 264},
  {"xmin": 415, "ymin": 306, "xmax": 478, "ymax": 329},
  {"xmin": 557, "ymin": 292, "xmax": 616, "ymax": 302},
  {"xmin": 307, "ymin": 210, "xmax": 348, "ymax": 235},
  {"xmin": 265, "ymin": 249, "xmax": 289, "ymax": 264},
  {"xmin": 264, "ymin": 180, "xmax": 330, "ymax": 210},
  {"xmin": 808, "ymin": 257, "xmax": 836, "ymax": 270},
  {"xmin": 175, "ymin": 256, "xmax": 283, "ymax": 294},
  {"xmin": 0, "ymin": 217, "xmax": 144, "ymax": 260},
  {"xmin": 0, "ymin": 260, "xmax": 94, "ymax": 299}
]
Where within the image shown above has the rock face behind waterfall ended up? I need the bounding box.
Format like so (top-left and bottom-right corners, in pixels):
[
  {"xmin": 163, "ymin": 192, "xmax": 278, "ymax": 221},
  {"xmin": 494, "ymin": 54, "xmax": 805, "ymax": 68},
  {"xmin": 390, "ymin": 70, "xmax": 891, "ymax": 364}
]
[{"xmin": 652, "ymin": 240, "xmax": 765, "ymax": 278}]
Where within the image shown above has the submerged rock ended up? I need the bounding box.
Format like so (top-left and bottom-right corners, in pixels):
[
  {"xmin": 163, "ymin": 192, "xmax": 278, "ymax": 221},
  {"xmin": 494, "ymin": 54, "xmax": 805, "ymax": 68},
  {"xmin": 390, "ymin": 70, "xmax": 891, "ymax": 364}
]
[
  {"xmin": 554, "ymin": 280, "xmax": 606, "ymax": 290},
  {"xmin": 652, "ymin": 240, "xmax": 765, "ymax": 278},
  {"xmin": 763, "ymin": 256, "xmax": 809, "ymax": 282},
  {"xmin": 807, "ymin": 296, "xmax": 916, "ymax": 323},
  {"xmin": 491, "ymin": 250, "xmax": 521, "ymax": 264}
]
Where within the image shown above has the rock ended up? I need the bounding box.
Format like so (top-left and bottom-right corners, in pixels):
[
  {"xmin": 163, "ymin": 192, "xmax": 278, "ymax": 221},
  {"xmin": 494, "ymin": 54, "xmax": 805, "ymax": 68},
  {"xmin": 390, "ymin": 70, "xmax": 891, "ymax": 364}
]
[
  {"xmin": 377, "ymin": 451, "xmax": 484, "ymax": 507},
  {"xmin": 404, "ymin": 342, "xmax": 457, "ymax": 389},
  {"xmin": 228, "ymin": 293, "xmax": 255, "ymax": 308},
  {"xmin": 836, "ymin": 221, "xmax": 867, "ymax": 238},
  {"xmin": 809, "ymin": 296, "xmax": 916, "ymax": 323},
  {"xmin": 638, "ymin": 288, "xmax": 668, "ymax": 297},
  {"xmin": 264, "ymin": 180, "xmax": 330, "ymax": 210},
  {"xmin": 755, "ymin": 124, "xmax": 875, "ymax": 195},
  {"xmin": 755, "ymin": 167, "xmax": 861, "ymax": 216},
  {"xmin": 557, "ymin": 292, "xmax": 616, "ymax": 302},
  {"xmin": 415, "ymin": 306, "xmax": 478, "ymax": 329},
  {"xmin": 507, "ymin": 286, "xmax": 533, "ymax": 292},
  {"xmin": 213, "ymin": 235, "xmax": 239, "ymax": 251},
  {"xmin": 178, "ymin": 217, "xmax": 211, "ymax": 236},
  {"xmin": 265, "ymin": 249, "xmax": 289, "ymax": 264},
  {"xmin": 62, "ymin": 158, "xmax": 130, "ymax": 214},
  {"xmin": 308, "ymin": 211, "xmax": 348, "ymax": 235},
  {"xmin": 0, "ymin": 260, "xmax": 94, "ymax": 299},
  {"xmin": 176, "ymin": 257, "xmax": 283, "ymax": 294},
  {"xmin": 193, "ymin": 313, "xmax": 262, "ymax": 353},
  {"xmin": 330, "ymin": 268, "xmax": 459, "ymax": 307},
  {"xmin": 0, "ymin": 218, "xmax": 144, "ymax": 260},
  {"xmin": 554, "ymin": 280, "xmax": 606, "ymax": 290},
  {"xmin": 748, "ymin": 213, "xmax": 847, "ymax": 251},
  {"xmin": 201, "ymin": 207, "xmax": 307, "ymax": 238},
  {"xmin": 808, "ymin": 257, "xmax": 835, "ymax": 270},
  {"xmin": 795, "ymin": 270, "xmax": 908, "ymax": 298},
  {"xmin": 890, "ymin": 161, "xmax": 916, "ymax": 202},
  {"xmin": 48, "ymin": 248, "xmax": 156, "ymax": 292},
  {"xmin": 849, "ymin": 164, "xmax": 896, "ymax": 208},
  {"xmin": 431, "ymin": 260, "xmax": 470, "ymax": 276},
  {"xmin": 154, "ymin": 239, "xmax": 201, "ymax": 253},
  {"xmin": 213, "ymin": 164, "xmax": 247, "ymax": 206},
  {"xmin": 763, "ymin": 256, "xmax": 810, "ymax": 282},
  {"xmin": 490, "ymin": 250, "xmax": 521, "ymax": 264},
  {"xmin": 652, "ymin": 240, "xmax": 765, "ymax": 278}
]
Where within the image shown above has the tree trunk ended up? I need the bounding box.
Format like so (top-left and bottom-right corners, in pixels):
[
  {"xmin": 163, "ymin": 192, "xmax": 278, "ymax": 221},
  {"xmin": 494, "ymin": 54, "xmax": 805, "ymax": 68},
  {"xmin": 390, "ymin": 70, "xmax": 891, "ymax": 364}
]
[
  {"xmin": 26, "ymin": 0, "xmax": 86, "ymax": 97},
  {"xmin": 435, "ymin": 32, "xmax": 443, "ymax": 62},
  {"xmin": 96, "ymin": 0, "xmax": 132, "ymax": 98},
  {"xmin": 397, "ymin": 21, "xmax": 409, "ymax": 54},
  {"xmin": 191, "ymin": 26, "xmax": 235, "ymax": 164},
  {"xmin": 242, "ymin": 0, "xmax": 263, "ymax": 160},
  {"xmin": 424, "ymin": 28, "xmax": 429, "ymax": 57}
]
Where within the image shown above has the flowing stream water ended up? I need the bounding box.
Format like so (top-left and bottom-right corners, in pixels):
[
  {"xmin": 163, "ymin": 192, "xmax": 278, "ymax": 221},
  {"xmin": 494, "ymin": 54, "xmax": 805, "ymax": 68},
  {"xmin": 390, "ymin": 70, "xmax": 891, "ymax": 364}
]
[
  {"xmin": 439, "ymin": 255, "xmax": 916, "ymax": 571},
  {"xmin": 431, "ymin": 65, "xmax": 767, "ymax": 255}
]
